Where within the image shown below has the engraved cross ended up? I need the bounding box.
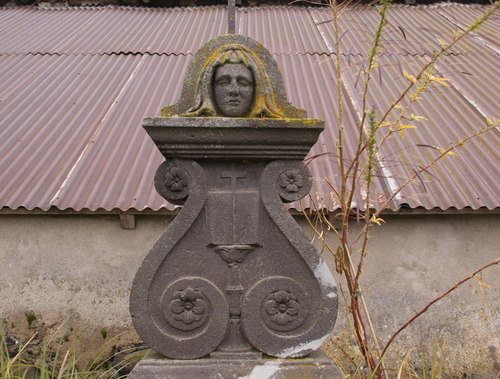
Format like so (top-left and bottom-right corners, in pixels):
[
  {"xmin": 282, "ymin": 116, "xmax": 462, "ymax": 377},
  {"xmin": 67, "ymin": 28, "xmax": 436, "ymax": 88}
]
[
  {"xmin": 220, "ymin": 166, "xmax": 247, "ymax": 191},
  {"xmin": 227, "ymin": 0, "xmax": 241, "ymax": 34},
  {"xmin": 228, "ymin": 0, "xmax": 235, "ymax": 34}
]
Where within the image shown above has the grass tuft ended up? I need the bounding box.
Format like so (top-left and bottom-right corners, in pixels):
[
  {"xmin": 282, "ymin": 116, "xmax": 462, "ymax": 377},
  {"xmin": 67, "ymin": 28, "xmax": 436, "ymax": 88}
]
[{"xmin": 0, "ymin": 331, "xmax": 145, "ymax": 379}]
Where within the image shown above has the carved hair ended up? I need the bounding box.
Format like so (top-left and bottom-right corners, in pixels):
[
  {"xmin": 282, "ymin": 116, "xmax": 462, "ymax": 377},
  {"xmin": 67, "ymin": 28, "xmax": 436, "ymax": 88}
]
[{"xmin": 183, "ymin": 44, "xmax": 284, "ymax": 118}]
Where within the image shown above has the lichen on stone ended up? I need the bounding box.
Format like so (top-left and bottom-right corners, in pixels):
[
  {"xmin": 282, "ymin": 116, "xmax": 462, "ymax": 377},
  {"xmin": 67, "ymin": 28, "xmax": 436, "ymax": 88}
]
[{"xmin": 160, "ymin": 35, "xmax": 306, "ymax": 120}]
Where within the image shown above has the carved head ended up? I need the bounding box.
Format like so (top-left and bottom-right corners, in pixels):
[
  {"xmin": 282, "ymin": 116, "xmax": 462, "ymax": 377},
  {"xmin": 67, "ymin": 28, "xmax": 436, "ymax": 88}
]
[
  {"xmin": 183, "ymin": 45, "xmax": 284, "ymax": 118},
  {"xmin": 213, "ymin": 62, "xmax": 254, "ymax": 117}
]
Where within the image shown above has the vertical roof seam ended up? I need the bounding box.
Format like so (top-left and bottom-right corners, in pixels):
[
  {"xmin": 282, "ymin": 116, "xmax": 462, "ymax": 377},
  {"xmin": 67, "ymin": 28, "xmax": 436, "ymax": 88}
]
[
  {"xmin": 308, "ymin": 6, "xmax": 402, "ymax": 209},
  {"xmin": 49, "ymin": 54, "xmax": 148, "ymax": 205},
  {"xmin": 433, "ymin": 59, "xmax": 491, "ymax": 124},
  {"xmin": 431, "ymin": 60, "xmax": 498, "ymax": 198},
  {"xmin": 308, "ymin": 7, "xmax": 334, "ymax": 54},
  {"xmin": 434, "ymin": 8, "xmax": 500, "ymax": 55}
]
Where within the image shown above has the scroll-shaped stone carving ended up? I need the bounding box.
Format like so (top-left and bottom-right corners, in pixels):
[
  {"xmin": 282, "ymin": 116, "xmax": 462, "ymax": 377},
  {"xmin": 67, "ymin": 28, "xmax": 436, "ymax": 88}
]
[{"xmin": 130, "ymin": 35, "xmax": 337, "ymax": 360}]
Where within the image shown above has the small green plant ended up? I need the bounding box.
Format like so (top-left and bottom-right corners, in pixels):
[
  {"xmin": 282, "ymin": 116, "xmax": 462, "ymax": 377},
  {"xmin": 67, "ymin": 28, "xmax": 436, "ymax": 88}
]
[
  {"xmin": 425, "ymin": 336, "xmax": 446, "ymax": 379},
  {"xmin": 0, "ymin": 330, "xmax": 144, "ymax": 378},
  {"xmin": 25, "ymin": 312, "xmax": 37, "ymax": 329}
]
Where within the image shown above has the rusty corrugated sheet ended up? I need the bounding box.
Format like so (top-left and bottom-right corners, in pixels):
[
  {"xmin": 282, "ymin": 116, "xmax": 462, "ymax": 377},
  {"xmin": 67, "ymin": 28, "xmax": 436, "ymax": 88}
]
[
  {"xmin": 0, "ymin": 54, "xmax": 145, "ymax": 210},
  {"xmin": 275, "ymin": 54, "xmax": 391, "ymax": 212},
  {"xmin": 436, "ymin": 4, "xmax": 500, "ymax": 52},
  {"xmin": 0, "ymin": 5, "xmax": 326, "ymax": 55},
  {"xmin": 50, "ymin": 54, "xmax": 192, "ymax": 211},
  {"xmin": 0, "ymin": 4, "xmax": 498, "ymax": 212},
  {"xmin": 437, "ymin": 51, "xmax": 499, "ymax": 123},
  {"xmin": 339, "ymin": 52, "xmax": 499, "ymax": 210},
  {"xmin": 238, "ymin": 6, "xmax": 329, "ymax": 54},
  {"xmin": 148, "ymin": 6, "xmax": 228, "ymax": 54},
  {"xmin": 310, "ymin": 4, "xmax": 493, "ymax": 56},
  {"xmin": 0, "ymin": 6, "xmax": 228, "ymax": 55}
]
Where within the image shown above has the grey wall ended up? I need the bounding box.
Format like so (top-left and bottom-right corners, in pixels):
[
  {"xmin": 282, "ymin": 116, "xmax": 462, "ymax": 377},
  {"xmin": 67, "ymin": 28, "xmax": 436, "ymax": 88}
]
[
  {"xmin": 300, "ymin": 214, "xmax": 499, "ymax": 376},
  {"xmin": 0, "ymin": 213, "xmax": 498, "ymax": 375}
]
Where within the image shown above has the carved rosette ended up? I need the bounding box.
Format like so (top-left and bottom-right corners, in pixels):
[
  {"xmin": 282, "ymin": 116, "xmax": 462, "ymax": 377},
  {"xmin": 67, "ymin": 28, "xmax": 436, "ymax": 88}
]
[
  {"xmin": 153, "ymin": 277, "xmax": 229, "ymax": 358},
  {"xmin": 279, "ymin": 170, "xmax": 303, "ymax": 192},
  {"xmin": 154, "ymin": 161, "xmax": 191, "ymax": 204},
  {"xmin": 242, "ymin": 277, "xmax": 311, "ymax": 355},
  {"xmin": 262, "ymin": 288, "xmax": 309, "ymax": 332},
  {"xmin": 166, "ymin": 287, "xmax": 209, "ymax": 331},
  {"xmin": 277, "ymin": 164, "xmax": 313, "ymax": 203}
]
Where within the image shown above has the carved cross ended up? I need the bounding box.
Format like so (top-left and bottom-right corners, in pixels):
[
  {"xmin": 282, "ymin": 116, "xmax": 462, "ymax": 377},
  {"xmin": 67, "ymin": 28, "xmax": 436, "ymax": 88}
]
[
  {"xmin": 227, "ymin": 0, "xmax": 241, "ymax": 34},
  {"xmin": 220, "ymin": 167, "xmax": 247, "ymax": 191},
  {"xmin": 228, "ymin": 0, "xmax": 235, "ymax": 34}
]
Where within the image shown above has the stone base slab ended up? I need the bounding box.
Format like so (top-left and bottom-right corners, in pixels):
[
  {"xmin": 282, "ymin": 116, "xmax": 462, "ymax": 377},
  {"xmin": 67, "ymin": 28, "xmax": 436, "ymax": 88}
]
[{"xmin": 128, "ymin": 350, "xmax": 341, "ymax": 379}]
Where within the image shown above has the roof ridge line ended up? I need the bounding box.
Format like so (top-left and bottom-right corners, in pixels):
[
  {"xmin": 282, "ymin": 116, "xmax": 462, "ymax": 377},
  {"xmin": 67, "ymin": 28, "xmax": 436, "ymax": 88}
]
[
  {"xmin": 1, "ymin": 51, "xmax": 482, "ymax": 57},
  {"xmin": 0, "ymin": 51, "xmax": 194, "ymax": 57}
]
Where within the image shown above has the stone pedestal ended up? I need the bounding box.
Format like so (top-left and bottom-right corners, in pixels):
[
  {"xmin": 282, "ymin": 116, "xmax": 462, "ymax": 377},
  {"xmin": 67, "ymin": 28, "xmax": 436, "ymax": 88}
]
[
  {"xmin": 128, "ymin": 350, "xmax": 341, "ymax": 379},
  {"xmin": 131, "ymin": 118, "xmax": 338, "ymax": 359},
  {"xmin": 129, "ymin": 34, "xmax": 339, "ymax": 376}
]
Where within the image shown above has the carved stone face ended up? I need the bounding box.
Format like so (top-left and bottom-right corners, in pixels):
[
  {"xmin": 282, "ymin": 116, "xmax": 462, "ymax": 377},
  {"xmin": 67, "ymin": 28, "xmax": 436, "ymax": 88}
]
[{"xmin": 214, "ymin": 63, "xmax": 255, "ymax": 117}]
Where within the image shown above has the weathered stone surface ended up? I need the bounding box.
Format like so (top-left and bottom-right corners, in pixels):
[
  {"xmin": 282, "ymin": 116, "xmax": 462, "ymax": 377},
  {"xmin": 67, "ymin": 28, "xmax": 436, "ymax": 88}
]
[
  {"xmin": 143, "ymin": 117, "xmax": 324, "ymax": 160},
  {"xmin": 128, "ymin": 350, "xmax": 342, "ymax": 378},
  {"xmin": 130, "ymin": 34, "xmax": 338, "ymax": 361},
  {"xmin": 160, "ymin": 35, "xmax": 305, "ymax": 119}
]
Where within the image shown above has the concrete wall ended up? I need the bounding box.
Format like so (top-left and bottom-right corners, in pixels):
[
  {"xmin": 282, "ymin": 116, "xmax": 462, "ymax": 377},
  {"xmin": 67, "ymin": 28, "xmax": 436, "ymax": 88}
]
[
  {"xmin": 0, "ymin": 213, "xmax": 498, "ymax": 375},
  {"xmin": 302, "ymin": 213, "xmax": 499, "ymax": 377}
]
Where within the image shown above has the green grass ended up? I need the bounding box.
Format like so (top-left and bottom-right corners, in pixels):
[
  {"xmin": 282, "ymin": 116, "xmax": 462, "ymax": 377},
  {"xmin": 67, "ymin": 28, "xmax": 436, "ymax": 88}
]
[{"xmin": 1, "ymin": 332, "xmax": 145, "ymax": 379}]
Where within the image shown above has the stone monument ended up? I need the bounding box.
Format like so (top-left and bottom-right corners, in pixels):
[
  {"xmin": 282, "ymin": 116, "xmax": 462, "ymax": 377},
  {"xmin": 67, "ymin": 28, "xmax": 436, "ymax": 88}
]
[{"xmin": 129, "ymin": 34, "xmax": 339, "ymax": 378}]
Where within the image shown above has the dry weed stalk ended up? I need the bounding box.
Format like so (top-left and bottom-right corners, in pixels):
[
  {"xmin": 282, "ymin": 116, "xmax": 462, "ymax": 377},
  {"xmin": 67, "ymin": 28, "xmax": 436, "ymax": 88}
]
[{"xmin": 305, "ymin": 0, "xmax": 499, "ymax": 377}]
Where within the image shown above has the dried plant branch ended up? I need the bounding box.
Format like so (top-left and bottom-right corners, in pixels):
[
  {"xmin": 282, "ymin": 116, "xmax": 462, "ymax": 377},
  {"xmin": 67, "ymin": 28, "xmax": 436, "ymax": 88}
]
[
  {"xmin": 305, "ymin": 1, "xmax": 499, "ymax": 377},
  {"xmin": 376, "ymin": 1, "xmax": 499, "ymax": 129},
  {"xmin": 379, "ymin": 259, "xmax": 499, "ymax": 361},
  {"xmin": 372, "ymin": 122, "xmax": 498, "ymax": 220}
]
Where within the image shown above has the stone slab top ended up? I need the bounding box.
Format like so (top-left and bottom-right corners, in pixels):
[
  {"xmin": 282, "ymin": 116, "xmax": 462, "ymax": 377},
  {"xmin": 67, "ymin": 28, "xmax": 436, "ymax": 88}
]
[
  {"xmin": 144, "ymin": 116, "xmax": 323, "ymax": 128},
  {"xmin": 143, "ymin": 117, "xmax": 324, "ymax": 161}
]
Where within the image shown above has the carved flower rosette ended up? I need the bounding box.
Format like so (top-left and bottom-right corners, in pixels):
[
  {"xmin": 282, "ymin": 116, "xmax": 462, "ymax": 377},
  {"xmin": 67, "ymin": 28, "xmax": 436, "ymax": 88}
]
[
  {"xmin": 154, "ymin": 160, "xmax": 191, "ymax": 204},
  {"xmin": 277, "ymin": 165, "xmax": 312, "ymax": 203},
  {"xmin": 168, "ymin": 287, "xmax": 209, "ymax": 331},
  {"xmin": 263, "ymin": 290, "xmax": 307, "ymax": 332},
  {"xmin": 243, "ymin": 276, "xmax": 310, "ymax": 338},
  {"xmin": 157, "ymin": 277, "xmax": 226, "ymax": 336}
]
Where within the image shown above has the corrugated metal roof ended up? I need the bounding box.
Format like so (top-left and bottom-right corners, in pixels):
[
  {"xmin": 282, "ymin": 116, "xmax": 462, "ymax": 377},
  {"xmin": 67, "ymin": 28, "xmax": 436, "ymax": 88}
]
[
  {"xmin": 339, "ymin": 53, "xmax": 499, "ymax": 210},
  {"xmin": 0, "ymin": 6, "xmax": 228, "ymax": 55},
  {"xmin": 0, "ymin": 53, "xmax": 146, "ymax": 210},
  {"xmin": 50, "ymin": 54, "xmax": 190, "ymax": 211},
  {"xmin": 310, "ymin": 4, "xmax": 498, "ymax": 56},
  {"xmin": 436, "ymin": 5, "xmax": 500, "ymax": 52},
  {"xmin": 238, "ymin": 7, "xmax": 329, "ymax": 54},
  {"xmin": 0, "ymin": 4, "xmax": 498, "ymax": 212}
]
